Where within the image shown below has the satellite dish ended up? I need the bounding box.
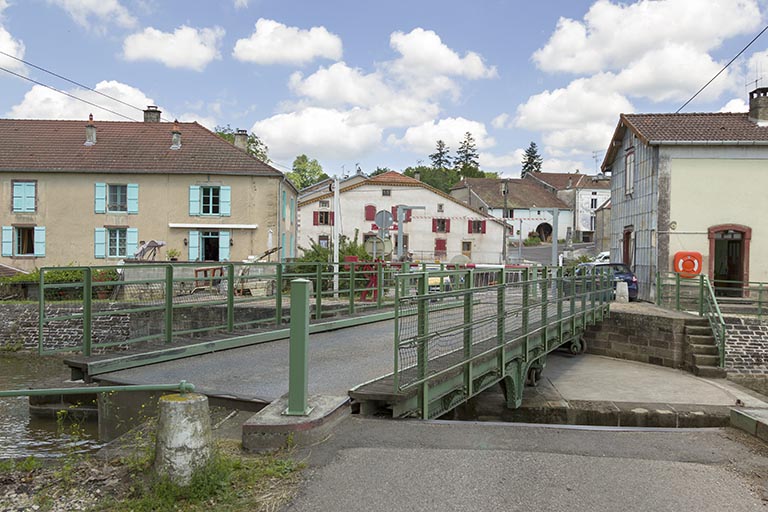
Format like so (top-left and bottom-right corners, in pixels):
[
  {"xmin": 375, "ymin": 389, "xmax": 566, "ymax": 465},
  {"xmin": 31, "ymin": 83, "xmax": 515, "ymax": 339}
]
[
  {"xmin": 364, "ymin": 236, "xmax": 393, "ymax": 257},
  {"xmin": 450, "ymin": 254, "xmax": 471, "ymax": 265}
]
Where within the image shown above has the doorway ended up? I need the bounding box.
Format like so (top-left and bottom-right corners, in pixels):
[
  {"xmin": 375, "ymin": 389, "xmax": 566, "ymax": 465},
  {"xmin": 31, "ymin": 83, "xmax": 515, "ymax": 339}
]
[
  {"xmin": 709, "ymin": 225, "xmax": 751, "ymax": 297},
  {"xmin": 202, "ymin": 231, "xmax": 220, "ymax": 261},
  {"xmin": 535, "ymin": 223, "xmax": 552, "ymax": 242},
  {"xmin": 622, "ymin": 227, "xmax": 634, "ymax": 266}
]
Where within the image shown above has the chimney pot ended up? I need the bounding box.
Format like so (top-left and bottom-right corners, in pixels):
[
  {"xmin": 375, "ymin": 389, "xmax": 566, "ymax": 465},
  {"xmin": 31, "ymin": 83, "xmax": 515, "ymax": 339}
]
[
  {"xmin": 85, "ymin": 114, "xmax": 96, "ymax": 146},
  {"xmin": 233, "ymin": 129, "xmax": 248, "ymax": 150},
  {"xmin": 144, "ymin": 105, "xmax": 162, "ymax": 123},
  {"xmin": 170, "ymin": 120, "xmax": 182, "ymax": 150}
]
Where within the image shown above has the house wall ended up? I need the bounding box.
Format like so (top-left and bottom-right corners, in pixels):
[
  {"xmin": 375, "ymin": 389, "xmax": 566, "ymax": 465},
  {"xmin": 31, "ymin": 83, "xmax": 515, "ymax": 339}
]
[
  {"xmin": 298, "ymin": 184, "xmax": 505, "ymax": 264},
  {"xmin": 575, "ymin": 188, "xmax": 611, "ymax": 235},
  {"xmin": 0, "ymin": 172, "xmax": 296, "ymax": 270},
  {"xmin": 495, "ymin": 208, "xmax": 571, "ymax": 241},
  {"xmin": 594, "ymin": 207, "xmax": 611, "ymax": 253}
]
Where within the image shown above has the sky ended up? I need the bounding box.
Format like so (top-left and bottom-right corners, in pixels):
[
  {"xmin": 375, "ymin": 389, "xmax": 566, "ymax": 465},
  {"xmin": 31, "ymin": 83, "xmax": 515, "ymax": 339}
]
[{"xmin": 1, "ymin": 0, "xmax": 768, "ymax": 178}]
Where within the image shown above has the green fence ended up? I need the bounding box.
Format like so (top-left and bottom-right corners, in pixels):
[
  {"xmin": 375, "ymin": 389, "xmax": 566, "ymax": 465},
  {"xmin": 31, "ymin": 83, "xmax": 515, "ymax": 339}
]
[
  {"xmin": 38, "ymin": 261, "xmax": 413, "ymax": 356},
  {"xmin": 392, "ymin": 266, "xmax": 613, "ymax": 419}
]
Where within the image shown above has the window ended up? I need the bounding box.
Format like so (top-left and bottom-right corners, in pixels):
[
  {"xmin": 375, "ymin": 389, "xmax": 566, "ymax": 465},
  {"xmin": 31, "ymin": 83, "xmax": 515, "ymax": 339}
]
[
  {"xmin": 432, "ymin": 218, "xmax": 450, "ymax": 233},
  {"xmin": 468, "ymin": 220, "xmax": 486, "ymax": 234},
  {"xmin": 189, "ymin": 185, "xmax": 230, "ymax": 216},
  {"xmin": 590, "ymin": 198, "xmax": 598, "ymax": 209},
  {"xmin": 95, "ymin": 183, "xmax": 138, "ymax": 214},
  {"xmin": 202, "ymin": 186, "xmax": 220, "ymax": 215},
  {"xmin": 313, "ymin": 211, "xmax": 334, "ymax": 225},
  {"xmin": 382, "ymin": 189, "xmax": 391, "ymax": 197},
  {"xmin": 95, "ymin": 227, "xmax": 137, "ymax": 259},
  {"xmin": 437, "ymin": 203, "xmax": 444, "ymax": 213},
  {"xmin": 1, "ymin": 226, "xmax": 45, "ymax": 257},
  {"xmin": 434, "ymin": 238, "xmax": 447, "ymax": 258},
  {"xmin": 108, "ymin": 228, "xmax": 127, "ymax": 257},
  {"xmin": 186, "ymin": 230, "xmax": 230, "ymax": 261},
  {"xmin": 12, "ymin": 181, "xmax": 36, "ymax": 213},
  {"xmin": 318, "ymin": 235, "xmax": 330, "ymax": 248},
  {"xmin": 108, "ymin": 184, "xmax": 127, "ymax": 212},
  {"xmin": 319, "ymin": 200, "xmax": 330, "ymax": 208},
  {"xmin": 625, "ymin": 150, "xmax": 635, "ymax": 195},
  {"xmin": 462, "ymin": 241, "xmax": 472, "ymax": 257}
]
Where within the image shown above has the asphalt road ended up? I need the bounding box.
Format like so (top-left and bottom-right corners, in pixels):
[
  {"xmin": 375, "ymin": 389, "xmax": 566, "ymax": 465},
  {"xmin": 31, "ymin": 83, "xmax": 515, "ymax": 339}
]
[{"xmin": 285, "ymin": 418, "xmax": 768, "ymax": 512}]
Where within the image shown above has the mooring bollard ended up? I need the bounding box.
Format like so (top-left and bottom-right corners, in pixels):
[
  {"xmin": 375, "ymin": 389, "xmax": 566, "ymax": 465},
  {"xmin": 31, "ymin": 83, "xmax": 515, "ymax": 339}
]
[
  {"xmin": 154, "ymin": 393, "xmax": 212, "ymax": 486},
  {"xmin": 616, "ymin": 281, "xmax": 629, "ymax": 303},
  {"xmin": 286, "ymin": 278, "xmax": 312, "ymax": 416}
]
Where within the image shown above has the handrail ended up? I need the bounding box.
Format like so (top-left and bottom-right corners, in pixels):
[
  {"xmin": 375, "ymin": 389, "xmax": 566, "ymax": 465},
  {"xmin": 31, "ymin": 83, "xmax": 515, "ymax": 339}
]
[
  {"xmin": 702, "ymin": 275, "xmax": 727, "ymax": 367},
  {"xmin": 0, "ymin": 380, "xmax": 195, "ymax": 398}
]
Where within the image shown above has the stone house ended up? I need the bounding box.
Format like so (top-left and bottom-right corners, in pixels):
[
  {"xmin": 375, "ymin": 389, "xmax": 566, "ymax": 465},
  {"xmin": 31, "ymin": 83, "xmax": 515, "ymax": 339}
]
[
  {"xmin": 0, "ymin": 108, "xmax": 297, "ymax": 270},
  {"xmin": 594, "ymin": 199, "xmax": 611, "ymax": 253}
]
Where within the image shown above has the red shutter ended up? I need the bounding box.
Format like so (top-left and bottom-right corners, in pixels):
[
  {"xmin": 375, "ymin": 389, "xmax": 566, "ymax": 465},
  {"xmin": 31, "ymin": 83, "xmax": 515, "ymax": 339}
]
[
  {"xmin": 391, "ymin": 205, "xmax": 398, "ymax": 220},
  {"xmin": 330, "ymin": 212, "xmax": 335, "ymax": 225},
  {"xmin": 313, "ymin": 211, "xmax": 319, "ymax": 226},
  {"xmin": 432, "ymin": 219, "xmax": 438, "ymax": 232},
  {"xmin": 445, "ymin": 219, "xmax": 451, "ymax": 233},
  {"xmin": 468, "ymin": 220, "xmax": 473, "ymax": 234},
  {"xmin": 481, "ymin": 220, "xmax": 487, "ymax": 234},
  {"xmin": 405, "ymin": 209, "xmax": 412, "ymax": 222},
  {"xmin": 365, "ymin": 205, "xmax": 376, "ymax": 221},
  {"xmin": 435, "ymin": 239, "xmax": 447, "ymax": 251}
]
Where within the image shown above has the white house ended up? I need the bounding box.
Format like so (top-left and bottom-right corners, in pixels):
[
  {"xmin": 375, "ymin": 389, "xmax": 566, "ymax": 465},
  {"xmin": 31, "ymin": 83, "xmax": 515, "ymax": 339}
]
[{"xmin": 297, "ymin": 171, "xmax": 506, "ymax": 264}]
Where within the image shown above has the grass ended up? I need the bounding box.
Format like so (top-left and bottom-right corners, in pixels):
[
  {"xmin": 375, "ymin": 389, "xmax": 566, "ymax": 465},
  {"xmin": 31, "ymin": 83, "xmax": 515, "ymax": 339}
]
[{"xmin": 0, "ymin": 456, "xmax": 42, "ymax": 473}]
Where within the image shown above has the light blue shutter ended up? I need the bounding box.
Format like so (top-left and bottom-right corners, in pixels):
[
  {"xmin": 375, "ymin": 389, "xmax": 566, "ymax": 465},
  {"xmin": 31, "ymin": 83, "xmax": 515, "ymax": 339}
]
[
  {"xmin": 94, "ymin": 228, "xmax": 106, "ymax": 258},
  {"xmin": 220, "ymin": 186, "xmax": 231, "ymax": 217},
  {"xmin": 188, "ymin": 230, "xmax": 200, "ymax": 260},
  {"xmin": 189, "ymin": 186, "xmax": 200, "ymax": 216},
  {"xmin": 218, "ymin": 231, "xmax": 230, "ymax": 261},
  {"xmin": 94, "ymin": 183, "xmax": 106, "ymax": 214},
  {"xmin": 290, "ymin": 198, "xmax": 295, "ymax": 224},
  {"xmin": 12, "ymin": 183, "xmax": 22, "ymax": 212},
  {"xmin": 33, "ymin": 227, "xmax": 45, "ymax": 257},
  {"xmin": 1, "ymin": 226, "xmax": 12, "ymax": 256},
  {"xmin": 127, "ymin": 184, "xmax": 139, "ymax": 214},
  {"xmin": 290, "ymin": 233, "xmax": 294, "ymax": 257},
  {"xmin": 126, "ymin": 228, "xmax": 138, "ymax": 257},
  {"xmin": 282, "ymin": 190, "xmax": 286, "ymax": 220},
  {"xmin": 24, "ymin": 183, "xmax": 36, "ymax": 212},
  {"xmin": 281, "ymin": 233, "xmax": 286, "ymax": 259}
]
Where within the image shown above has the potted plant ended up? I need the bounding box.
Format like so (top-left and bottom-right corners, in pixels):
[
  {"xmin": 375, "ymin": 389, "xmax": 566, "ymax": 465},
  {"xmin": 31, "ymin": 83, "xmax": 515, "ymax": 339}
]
[
  {"xmin": 93, "ymin": 268, "xmax": 118, "ymax": 299},
  {"xmin": 167, "ymin": 248, "xmax": 181, "ymax": 261}
]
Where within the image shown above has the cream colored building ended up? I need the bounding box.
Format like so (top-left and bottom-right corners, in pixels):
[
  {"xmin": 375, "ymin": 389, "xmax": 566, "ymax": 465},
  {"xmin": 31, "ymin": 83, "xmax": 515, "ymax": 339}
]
[
  {"xmin": 602, "ymin": 88, "xmax": 768, "ymax": 301},
  {"xmin": 0, "ymin": 110, "xmax": 297, "ymax": 271}
]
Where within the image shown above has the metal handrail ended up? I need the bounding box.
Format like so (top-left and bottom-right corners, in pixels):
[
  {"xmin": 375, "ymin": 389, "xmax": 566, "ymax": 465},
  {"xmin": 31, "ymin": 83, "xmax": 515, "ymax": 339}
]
[
  {"xmin": 0, "ymin": 380, "xmax": 195, "ymax": 398},
  {"xmin": 702, "ymin": 276, "xmax": 727, "ymax": 367}
]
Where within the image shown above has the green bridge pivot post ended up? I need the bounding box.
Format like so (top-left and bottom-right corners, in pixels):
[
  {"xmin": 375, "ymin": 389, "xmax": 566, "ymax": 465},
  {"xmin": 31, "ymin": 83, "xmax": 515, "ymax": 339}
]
[
  {"xmin": 165, "ymin": 265, "xmax": 174, "ymax": 344},
  {"xmin": 286, "ymin": 278, "xmax": 312, "ymax": 416},
  {"xmin": 38, "ymin": 269, "xmax": 45, "ymax": 356},
  {"xmin": 227, "ymin": 263, "xmax": 235, "ymax": 332},
  {"xmin": 83, "ymin": 267, "xmax": 92, "ymax": 357},
  {"xmin": 275, "ymin": 264, "xmax": 283, "ymax": 325}
]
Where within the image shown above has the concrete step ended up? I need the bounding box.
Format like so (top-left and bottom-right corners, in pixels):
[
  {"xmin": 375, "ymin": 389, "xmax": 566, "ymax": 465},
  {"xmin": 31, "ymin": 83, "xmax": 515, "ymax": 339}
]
[
  {"xmin": 686, "ymin": 334, "xmax": 716, "ymax": 346},
  {"xmin": 688, "ymin": 343, "xmax": 719, "ymax": 356},
  {"xmin": 684, "ymin": 325, "xmax": 712, "ymax": 336},
  {"xmin": 692, "ymin": 365, "xmax": 727, "ymax": 379},
  {"xmin": 684, "ymin": 318, "xmax": 710, "ymax": 327},
  {"xmin": 731, "ymin": 408, "xmax": 768, "ymax": 442},
  {"xmin": 692, "ymin": 353, "xmax": 720, "ymax": 367}
]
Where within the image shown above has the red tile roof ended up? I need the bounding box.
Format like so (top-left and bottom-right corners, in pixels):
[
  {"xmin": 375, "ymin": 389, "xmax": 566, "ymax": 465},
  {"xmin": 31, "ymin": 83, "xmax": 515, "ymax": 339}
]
[
  {"xmin": 622, "ymin": 112, "xmax": 768, "ymax": 143},
  {"xmin": 453, "ymin": 178, "xmax": 569, "ymax": 209},
  {"xmin": 526, "ymin": 172, "xmax": 611, "ymax": 191},
  {"xmin": 366, "ymin": 171, "xmax": 423, "ymax": 184},
  {"xmin": 0, "ymin": 119, "xmax": 282, "ymax": 176}
]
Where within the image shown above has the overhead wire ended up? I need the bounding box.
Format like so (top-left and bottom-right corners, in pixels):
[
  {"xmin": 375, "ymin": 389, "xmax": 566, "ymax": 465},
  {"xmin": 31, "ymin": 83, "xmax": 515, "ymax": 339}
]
[{"xmin": 676, "ymin": 24, "xmax": 768, "ymax": 113}]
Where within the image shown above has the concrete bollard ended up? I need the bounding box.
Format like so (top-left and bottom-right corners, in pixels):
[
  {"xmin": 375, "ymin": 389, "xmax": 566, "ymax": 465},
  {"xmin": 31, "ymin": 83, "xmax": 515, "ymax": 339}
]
[
  {"xmin": 616, "ymin": 281, "xmax": 629, "ymax": 303},
  {"xmin": 154, "ymin": 393, "xmax": 212, "ymax": 486}
]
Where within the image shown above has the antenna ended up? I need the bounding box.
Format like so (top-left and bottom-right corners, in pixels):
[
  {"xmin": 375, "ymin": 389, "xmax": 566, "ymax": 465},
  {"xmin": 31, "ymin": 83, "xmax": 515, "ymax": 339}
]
[{"xmin": 592, "ymin": 150, "xmax": 602, "ymax": 173}]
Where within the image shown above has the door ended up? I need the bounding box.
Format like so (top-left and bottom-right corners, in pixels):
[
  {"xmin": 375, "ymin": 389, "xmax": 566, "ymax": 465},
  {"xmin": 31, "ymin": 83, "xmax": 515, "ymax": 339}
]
[
  {"xmin": 713, "ymin": 231, "xmax": 743, "ymax": 297},
  {"xmin": 202, "ymin": 231, "xmax": 220, "ymax": 261}
]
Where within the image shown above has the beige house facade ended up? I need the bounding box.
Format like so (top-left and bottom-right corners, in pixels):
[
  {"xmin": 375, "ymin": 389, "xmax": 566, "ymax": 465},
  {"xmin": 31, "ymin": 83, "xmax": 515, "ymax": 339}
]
[{"xmin": 0, "ymin": 111, "xmax": 297, "ymax": 271}]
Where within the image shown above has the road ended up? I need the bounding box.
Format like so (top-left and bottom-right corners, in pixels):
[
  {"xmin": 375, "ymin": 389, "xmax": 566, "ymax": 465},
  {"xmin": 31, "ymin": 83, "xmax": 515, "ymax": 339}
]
[{"xmin": 516, "ymin": 242, "xmax": 595, "ymax": 265}]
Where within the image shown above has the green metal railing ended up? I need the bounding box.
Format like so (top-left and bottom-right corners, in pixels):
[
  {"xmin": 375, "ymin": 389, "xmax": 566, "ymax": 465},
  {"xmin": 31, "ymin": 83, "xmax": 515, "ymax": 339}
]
[
  {"xmin": 0, "ymin": 380, "xmax": 195, "ymax": 398},
  {"xmin": 38, "ymin": 261, "xmax": 412, "ymax": 356},
  {"xmin": 392, "ymin": 266, "xmax": 613, "ymax": 419}
]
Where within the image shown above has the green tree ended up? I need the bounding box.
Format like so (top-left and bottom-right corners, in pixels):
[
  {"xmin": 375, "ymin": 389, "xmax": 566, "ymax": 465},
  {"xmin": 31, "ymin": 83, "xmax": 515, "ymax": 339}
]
[
  {"xmin": 403, "ymin": 165, "xmax": 460, "ymax": 194},
  {"xmin": 370, "ymin": 167, "xmax": 391, "ymax": 176},
  {"xmin": 287, "ymin": 154, "xmax": 329, "ymax": 189},
  {"xmin": 455, "ymin": 132, "xmax": 482, "ymax": 178},
  {"xmin": 214, "ymin": 125, "xmax": 269, "ymax": 162},
  {"xmin": 521, "ymin": 141, "xmax": 543, "ymax": 175},
  {"xmin": 429, "ymin": 140, "xmax": 453, "ymax": 170}
]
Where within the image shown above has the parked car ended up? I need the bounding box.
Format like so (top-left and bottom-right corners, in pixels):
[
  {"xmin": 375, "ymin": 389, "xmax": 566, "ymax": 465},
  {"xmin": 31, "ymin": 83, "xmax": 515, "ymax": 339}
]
[
  {"xmin": 594, "ymin": 251, "xmax": 610, "ymax": 263},
  {"xmin": 573, "ymin": 262, "xmax": 639, "ymax": 301}
]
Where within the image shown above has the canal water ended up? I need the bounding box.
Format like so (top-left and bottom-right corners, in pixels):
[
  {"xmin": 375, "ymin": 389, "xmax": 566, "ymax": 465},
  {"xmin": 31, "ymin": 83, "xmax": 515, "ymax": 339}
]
[{"xmin": 0, "ymin": 352, "xmax": 101, "ymax": 459}]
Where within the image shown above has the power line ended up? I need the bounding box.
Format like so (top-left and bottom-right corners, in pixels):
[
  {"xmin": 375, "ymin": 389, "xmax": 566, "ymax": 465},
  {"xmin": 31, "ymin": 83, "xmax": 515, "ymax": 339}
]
[
  {"xmin": 0, "ymin": 64, "xmax": 139, "ymax": 121},
  {"xmin": 677, "ymin": 24, "xmax": 768, "ymax": 113}
]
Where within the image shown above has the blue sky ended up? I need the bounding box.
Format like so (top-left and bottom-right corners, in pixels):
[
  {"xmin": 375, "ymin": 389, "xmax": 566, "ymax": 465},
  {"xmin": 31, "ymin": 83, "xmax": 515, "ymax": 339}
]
[{"xmin": 1, "ymin": 0, "xmax": 767, "ymax": 177}]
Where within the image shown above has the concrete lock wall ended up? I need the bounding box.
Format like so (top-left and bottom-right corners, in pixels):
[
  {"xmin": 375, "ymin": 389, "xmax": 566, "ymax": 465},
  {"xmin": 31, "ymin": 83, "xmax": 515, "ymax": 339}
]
[{"xmin": 724, "ymin": 317, "xmax": 768, "ymax": 394}]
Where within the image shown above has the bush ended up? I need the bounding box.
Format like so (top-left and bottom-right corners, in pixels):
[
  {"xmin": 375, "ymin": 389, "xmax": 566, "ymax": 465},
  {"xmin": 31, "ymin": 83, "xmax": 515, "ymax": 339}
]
[{"xmin": 523, "ymin": 237, "xmax": 542, "ymax": 247}]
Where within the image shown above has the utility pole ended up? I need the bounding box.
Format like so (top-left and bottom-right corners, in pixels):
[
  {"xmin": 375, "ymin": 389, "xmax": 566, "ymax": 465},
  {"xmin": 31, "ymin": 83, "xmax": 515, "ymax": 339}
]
[
  {"xmin": 332, "ymin": 175, "xmax": 340, "ymax": 296},
  {"xmin": 396, "ymin": 205, "xmax": 425, "ymax": 260}
]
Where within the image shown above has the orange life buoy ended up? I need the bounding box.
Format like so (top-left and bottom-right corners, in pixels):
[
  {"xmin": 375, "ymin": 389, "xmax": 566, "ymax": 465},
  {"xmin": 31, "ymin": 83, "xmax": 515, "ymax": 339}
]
[{"xmin": 673, "ymin": 251, "xmax": 702, "ymax": 278}]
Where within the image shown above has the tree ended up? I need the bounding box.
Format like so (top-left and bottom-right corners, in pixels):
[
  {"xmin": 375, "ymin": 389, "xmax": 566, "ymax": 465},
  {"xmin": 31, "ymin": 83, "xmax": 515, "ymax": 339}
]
[
  {"xmin": 455, "ymin": 132, "xmax": 482, "ymax": 178},
  {"xmin": 214, "ymin": 125, "xmax": 269, "ymax": 162},
  {"xmin": 403, "ymin": 165, "xmax": 460, "ymax": 194},
  {"xmin": 287, "ymin": 154, "xmax": 329, "ymax": 189},
  {"xmin": 429, "ymin": 140, "xmax": 453, "ymax": 170},
  {"xmin": 521, "ymin": 141, "xmax": 543, "ymax": 175}
]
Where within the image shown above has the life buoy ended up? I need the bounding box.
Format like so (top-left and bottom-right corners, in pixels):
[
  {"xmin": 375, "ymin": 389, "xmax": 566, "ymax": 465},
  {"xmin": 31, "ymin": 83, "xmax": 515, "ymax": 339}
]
[{"xmin": 673, "ymin": 251, "xmax": 702, "ymax": 278}]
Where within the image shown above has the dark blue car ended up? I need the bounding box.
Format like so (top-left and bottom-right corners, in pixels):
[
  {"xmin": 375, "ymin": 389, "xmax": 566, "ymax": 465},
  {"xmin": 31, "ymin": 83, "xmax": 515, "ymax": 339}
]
[{"xmin": 575, "ymin": 262, "xmax": 639, "ymax": 301}]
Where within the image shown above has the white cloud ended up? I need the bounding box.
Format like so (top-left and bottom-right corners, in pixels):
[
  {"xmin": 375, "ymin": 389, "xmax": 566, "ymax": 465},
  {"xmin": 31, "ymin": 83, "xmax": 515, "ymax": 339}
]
[
  {"xmin": 178, "ymin": 112, "xmax": 217, "ymax": 130},
  {"xmin": 391, "ymin": 117, "xmax": 495, "ymax": 155},
  {"xmin": 123, "ymin": 25, "xmax": 224, "ymax": 71},
  {"xmin": 47, "ymin": 0, "xmax": 136, "ymax": 29},
  {"xmin": 720, "ymin": 98, "xmax": 748, "ymax": 112},
  {"xmin": 491, "ymin": 113, "xmax": 510, "ymax": 129},
  {"xmin": 479, "ymin": 148, "xmax": 524, "ymax": 170},
  {"xmin": 234, "ymin": 0, "xmax": 249, "ymax": 8},
  {"xmin": 533, "ymin": 0, "xmax": 760, "ymax": 74},
  {"xmin": 233, "ymin": 18, "xmax": 342, "ymax": 65},
  {"xmin": 0, "ymin": 1, "xmax": 26, "ymax": 75},
  {"xmin": 542, "ymin": 158, "xmax": 588, "ymax": 173},
  {"xmin": 289, "ymin": 63, "xmax": 390, "ymax": 108},
  {"xmin": 6, "ymin": 80, "xmax": 154, "ymax": 121},
  {"xmin": 251, "ymin": 107, "xmax": 381, "ymax": 161}
]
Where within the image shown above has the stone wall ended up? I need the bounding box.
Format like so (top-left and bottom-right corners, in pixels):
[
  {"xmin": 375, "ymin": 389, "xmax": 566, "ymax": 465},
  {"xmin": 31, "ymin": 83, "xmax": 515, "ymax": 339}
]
[{"xmin": 724, "ymin": 316, "xmax": 768, "ymax": 374}]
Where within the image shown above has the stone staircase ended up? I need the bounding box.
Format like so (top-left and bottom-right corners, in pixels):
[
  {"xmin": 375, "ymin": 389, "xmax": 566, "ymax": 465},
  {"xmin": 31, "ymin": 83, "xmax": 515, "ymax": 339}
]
[{"xmin": 684, "ymin": 318, "xmax": 726, "ymax": 378}]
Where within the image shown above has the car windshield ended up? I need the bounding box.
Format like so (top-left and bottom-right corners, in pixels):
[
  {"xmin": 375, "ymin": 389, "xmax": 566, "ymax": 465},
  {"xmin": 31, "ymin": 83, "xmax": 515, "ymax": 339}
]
[{"xmin": 599, "ymin": 264, "xmax": 631, "ymax": 274}]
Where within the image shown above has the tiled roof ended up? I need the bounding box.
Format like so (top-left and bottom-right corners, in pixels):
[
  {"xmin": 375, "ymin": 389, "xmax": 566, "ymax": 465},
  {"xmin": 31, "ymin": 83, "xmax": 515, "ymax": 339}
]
[
  {"xmin": 455, "ymin": 178, "xmax": 569, "ymax": 209},
  {"xmin": 527, "ymin": 172, "xmax": 611, "ymax": 191},
  {"xmin": 622, "ymin": 112, "xmax": 768, "ymax": 143},
  {"xmin": 0, "ymin": 119, "xmax": 283, "ymax": 176},
  {"xmin": 366, "ymin": 171, "xmax": 423, "ymax": 184}
]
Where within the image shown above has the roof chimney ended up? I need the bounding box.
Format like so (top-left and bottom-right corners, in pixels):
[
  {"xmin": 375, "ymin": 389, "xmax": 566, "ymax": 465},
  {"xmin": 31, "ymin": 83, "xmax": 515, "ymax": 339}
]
[
  {"xmin": 144, "ymin": 105, "xmax": 161, "ymax": 123},
  {"xmin": 170, "ymin": 120, "xmax": 181, "ymax": 150},
  {"xmin": 84, "ymin": 113, "xmax": 96, "ymax": 146},
  {"xmin": 748, "ymin": 88, "xmax": 768, "ymax": 126},
  {"xmin": 413, "ymin": 170, "xmax": 421, "ymax": 181},
  {"xmin": 233, "ymin": 129, "xmax": 248, "ymax": 150}
]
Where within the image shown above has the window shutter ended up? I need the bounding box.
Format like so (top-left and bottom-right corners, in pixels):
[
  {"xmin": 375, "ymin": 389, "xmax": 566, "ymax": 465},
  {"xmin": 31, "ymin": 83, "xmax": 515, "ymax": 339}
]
[
  {"xmin": 127, "ymin": 184, "xmax": 139, "ymax": 214},
  {"xmin": 94, "ymin": 183, "xmax": 106, "ymax": 214},
  {"xmin": 218, "ymin": 231, "xmax": 230, "ymax": 261},
  {"xmin": 481, "ymin": 220, "xmax": 487, "ymax": 234},
  {"xmin": 94, "ymin": 228, "xmax": 106, "ymax": 259},
  {"xmin": 24, "ymin": 183, "xmax": 36, "ymax": 212},
  {"xmin": 468, "ymin": 220, "xmax": 473, "ymax": 234},
  {"xmin": 1, "ymin": 226, "xmax": 12, "ymax": 256},
  {"xmin": 435, "ymin": 239, "xmax": 447, "ymax": 251},
  {"xmin": 365, "ymin": 205, "xmax": 376, "ymax": 221},
  {"xmin": 290, "ymin": 198, "xmax": 295, "ymax": 224},
  {"xmin": 126, "ymin": 228, "xmax": 138, "ymax": 257},
  {"xmin": 282, "ymin": 190, "xmax": 287, "ymax": 220},
  {"xmin": 330, "ymin": 212, "xmax": 335, "ymax": 225},
  {"xmin": 189, "ymin": 185, "xmax": 201, "ymax": 216},
  {"xmin": 445, "ymin": 219, "xmax": 451, "ymax": 233},
  {"xmin": 34, "ymin": 227, "xmax": 46, "ymax": 257},
  {"xmin": 12, "ymin": 183, "xmax": 23, "ymax": 212},
  {"xmin": 188, "ymin": 230, "xmax": 200, "ymax": 261},
  {"xmin": 281, "ymin": 233, "xmax": 286, "ymax": 259},
  {"xmin": 432, "ymin": 219, "xmax": 437, "ymax": 232},
  {"xmin": 391, "ymin": 206, "xmax": 398, "ymax": 220},
  {"xmin": 220, "ymin": 186, "xmax": 231, "ymax": 217},
  {"xmin": 405, "ymin": 209, "xmax": 412, "ymax": 222},
  {"xmin": 313, "ymin": 211, "xmax": 319, "ymax": 226}
]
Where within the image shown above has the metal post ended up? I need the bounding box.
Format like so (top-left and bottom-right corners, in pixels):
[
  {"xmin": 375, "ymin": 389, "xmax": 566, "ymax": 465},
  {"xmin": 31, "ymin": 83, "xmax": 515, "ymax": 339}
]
[
  {"xmin": 502, "ymin": 180, "xmax": 508, "ymax": 264},
  {"xmin": 556, "ymin": 267, "xmax": 564, "ymax": 343},
  {"xmin": 349, "ymin": 262, "xmax": 356, "ymax": 314},
  {"xmin": 226, "ymin": 263, "xmax": 235, "ymax": 332},
  {"xmin": 698, "ymin": 274, "xmax": 705, "ymax": 317},
  {"xmin": 551, "ymin": 209, "xmax": 559, "ymax": 267},
  {"xmin": 497, "ymin": 269, "xmax": 506, "ymax": 372},
  {"xmin": 541, "ymin": 267, "xmax": 548, "ymax": 349},
  {"xmin": 464, "ymin": 268, "xmax": 474, "ymax": 396},
  {"xmin": 376, "ymin": 262, "xmax": 384, "ymax": 308},
  {"xmin": 417, "ymin": 273, "xmax": 430, "ymax": 419},
  {"xmin": 285, "ymin": 279, "xmax": 311, "ymax": 416},
  {"xmin": 38, "ymin": 269, "xmax": 45, "ymax": 355},
  {"xmin": 393, "ymin": 273, "xmax": 401, "ymax": 392},
  {"xmin": 275, "ymin": 263, "xmax": 283, "ymax": 325},
  {"xmin": 83, "ymin": 267, "xmax": 92, "ymax": 357},
  {"xmin": 332, "ymin": 175, "xmax": 340, "ymax": 298},
  {"xmin": 165, "ymin": 265, "xmax": 174, "ymax": 344},
  {"xmin": 522, "ymin": 268, "xmax": 530, "ymax": 360},
  {"xmin": 315, "ymin": 264, "xmax": 323, "ymax": 321}
]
